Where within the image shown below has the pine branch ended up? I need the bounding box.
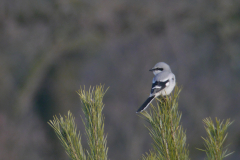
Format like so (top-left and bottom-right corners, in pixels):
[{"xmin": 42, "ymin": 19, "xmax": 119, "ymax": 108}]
[
  {"xmin": 48, "ymin": 84, "xmax": 108, "ymax": 160},
  {"xmin": 77, "ymin": 85, "xmax": 108, "ymax": 160},
  {"xmin": 48, "ymin": 111, "xmax": 86, "ymax": 160},
  {"xmin": 140, "ymin": 86, "xmax": 189, "ymax": 160},
  {"xmin": 197, "ymin": 117, "xmax": 234, "ymax": 160},
  {"xmin": 48, "ymin": 84, "xmax": 234, "ymax": 160},
  {"xmin": 142, "ymin": 150, "xmax": 157, "ymax": 160}
]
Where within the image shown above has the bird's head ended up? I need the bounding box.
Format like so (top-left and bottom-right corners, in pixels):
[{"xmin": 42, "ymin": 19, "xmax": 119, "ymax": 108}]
[{"xmin": 149, "ymin": 62, "xmax": 172, "ymax": 75}]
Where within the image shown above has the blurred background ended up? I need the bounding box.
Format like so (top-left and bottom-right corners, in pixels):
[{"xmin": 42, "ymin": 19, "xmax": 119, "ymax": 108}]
[{"xmin": 0, "ymin": 0, "xmax": 240, "ymax": 159}]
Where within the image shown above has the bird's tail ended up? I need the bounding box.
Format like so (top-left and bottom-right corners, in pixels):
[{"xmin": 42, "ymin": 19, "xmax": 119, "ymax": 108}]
[{"xmin": 136, "ymin": 96, "xmax": 155, "ymax": 113}]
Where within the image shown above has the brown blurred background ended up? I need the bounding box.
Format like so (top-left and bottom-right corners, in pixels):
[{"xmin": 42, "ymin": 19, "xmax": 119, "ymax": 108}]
[{"xmin": 0, "ymin": 0, "xmax": 240, "ymax": 159}]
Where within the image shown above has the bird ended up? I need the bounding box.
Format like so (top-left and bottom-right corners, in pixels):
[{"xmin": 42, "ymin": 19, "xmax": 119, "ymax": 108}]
[
  {"xmin": 136, "ymin": 63, "xmax": 176, "ymax": 113},
  {"xmin": 149, "ymin": 62, "xmax": 172, "ymax": 75}
]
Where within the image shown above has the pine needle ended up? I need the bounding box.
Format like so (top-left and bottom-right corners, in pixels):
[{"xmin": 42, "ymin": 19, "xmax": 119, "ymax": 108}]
[
  {"xmin": 140, "ymin": 86, "xmax": 190, "ymax": 160},
  {"xmin": 197, "ymin": 117, "xmax": 234, "ymax": 160}
]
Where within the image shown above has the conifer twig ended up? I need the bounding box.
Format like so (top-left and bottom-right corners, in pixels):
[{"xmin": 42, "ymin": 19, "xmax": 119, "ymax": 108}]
[
  {"xmin": 48, "ymin": 111, "xmax": 86, "ymax": 160},
  {"xmin": 197, "ymin": 117, "xmax": 234, "ymax": 160},
  {"xmin": 77, "ymin": 85, "xmax": 108, "ymax": 160},
  {"xmin": 48, "ymin": 84, "xmax": 108, "ymax": 160},
  {"xmin": 140, "ymin": 86, "xmax": 189, "ymax": 160}
]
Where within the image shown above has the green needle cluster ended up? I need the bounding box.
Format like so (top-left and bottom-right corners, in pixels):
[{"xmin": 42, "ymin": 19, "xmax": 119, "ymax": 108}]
[
  {"xmin": 198, "ymin": 118, "xmax": 234, "ymax": 160},
  {"xmin": 48, "ymin": 85, "xmax": 108, "ymax": 160},
  {"xmin": 48, "ymin": 84, "xmax": 233, "ymax": 160},
  {"xmin": 140, "ymin": 86, "xmax": 189, "ymax": 160},
  {"xmin": 48, "ymin": 111, "xmax": 86, "ymax": 160},
  {"xmin": 77, "ymin": 85, "xmax": 108, "ymax": 160}
]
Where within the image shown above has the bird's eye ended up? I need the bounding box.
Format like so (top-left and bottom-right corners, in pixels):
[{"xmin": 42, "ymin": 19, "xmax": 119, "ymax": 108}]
[{"xmin": 172, "ymin": 78, "xmax": 174, "ymax": 80}]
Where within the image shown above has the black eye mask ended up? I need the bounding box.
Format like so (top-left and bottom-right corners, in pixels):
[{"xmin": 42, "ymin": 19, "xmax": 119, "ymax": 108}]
[{"xmin": 149, "ymin": 68, "xmax": 163, "ymax": 71}]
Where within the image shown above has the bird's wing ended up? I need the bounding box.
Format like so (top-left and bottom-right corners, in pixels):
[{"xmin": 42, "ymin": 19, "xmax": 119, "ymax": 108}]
[{"xmin": 151, "ymin": 79, "xmax": 170, "ymax": 95}]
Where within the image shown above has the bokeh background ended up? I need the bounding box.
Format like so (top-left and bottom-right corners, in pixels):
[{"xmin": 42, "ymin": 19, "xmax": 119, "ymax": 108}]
[{"xmin": 0, "ymin": 0, "xmax": 240, "ymax": 159}]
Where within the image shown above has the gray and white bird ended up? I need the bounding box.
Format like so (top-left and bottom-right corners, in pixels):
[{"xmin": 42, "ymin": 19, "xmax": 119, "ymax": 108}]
[
  {"xmin": 149, "ymin": 62, "xmax": 172, "ymax": 75},
  {"xmin": 136, "ymin": 63, "xmax": 176, "ymax": 113}
]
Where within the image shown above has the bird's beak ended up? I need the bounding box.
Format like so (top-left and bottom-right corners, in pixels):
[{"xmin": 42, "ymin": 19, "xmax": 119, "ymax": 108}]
[{"xmin": 149, "ymin": 68, "xmax": 154, "ymax": 71}]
